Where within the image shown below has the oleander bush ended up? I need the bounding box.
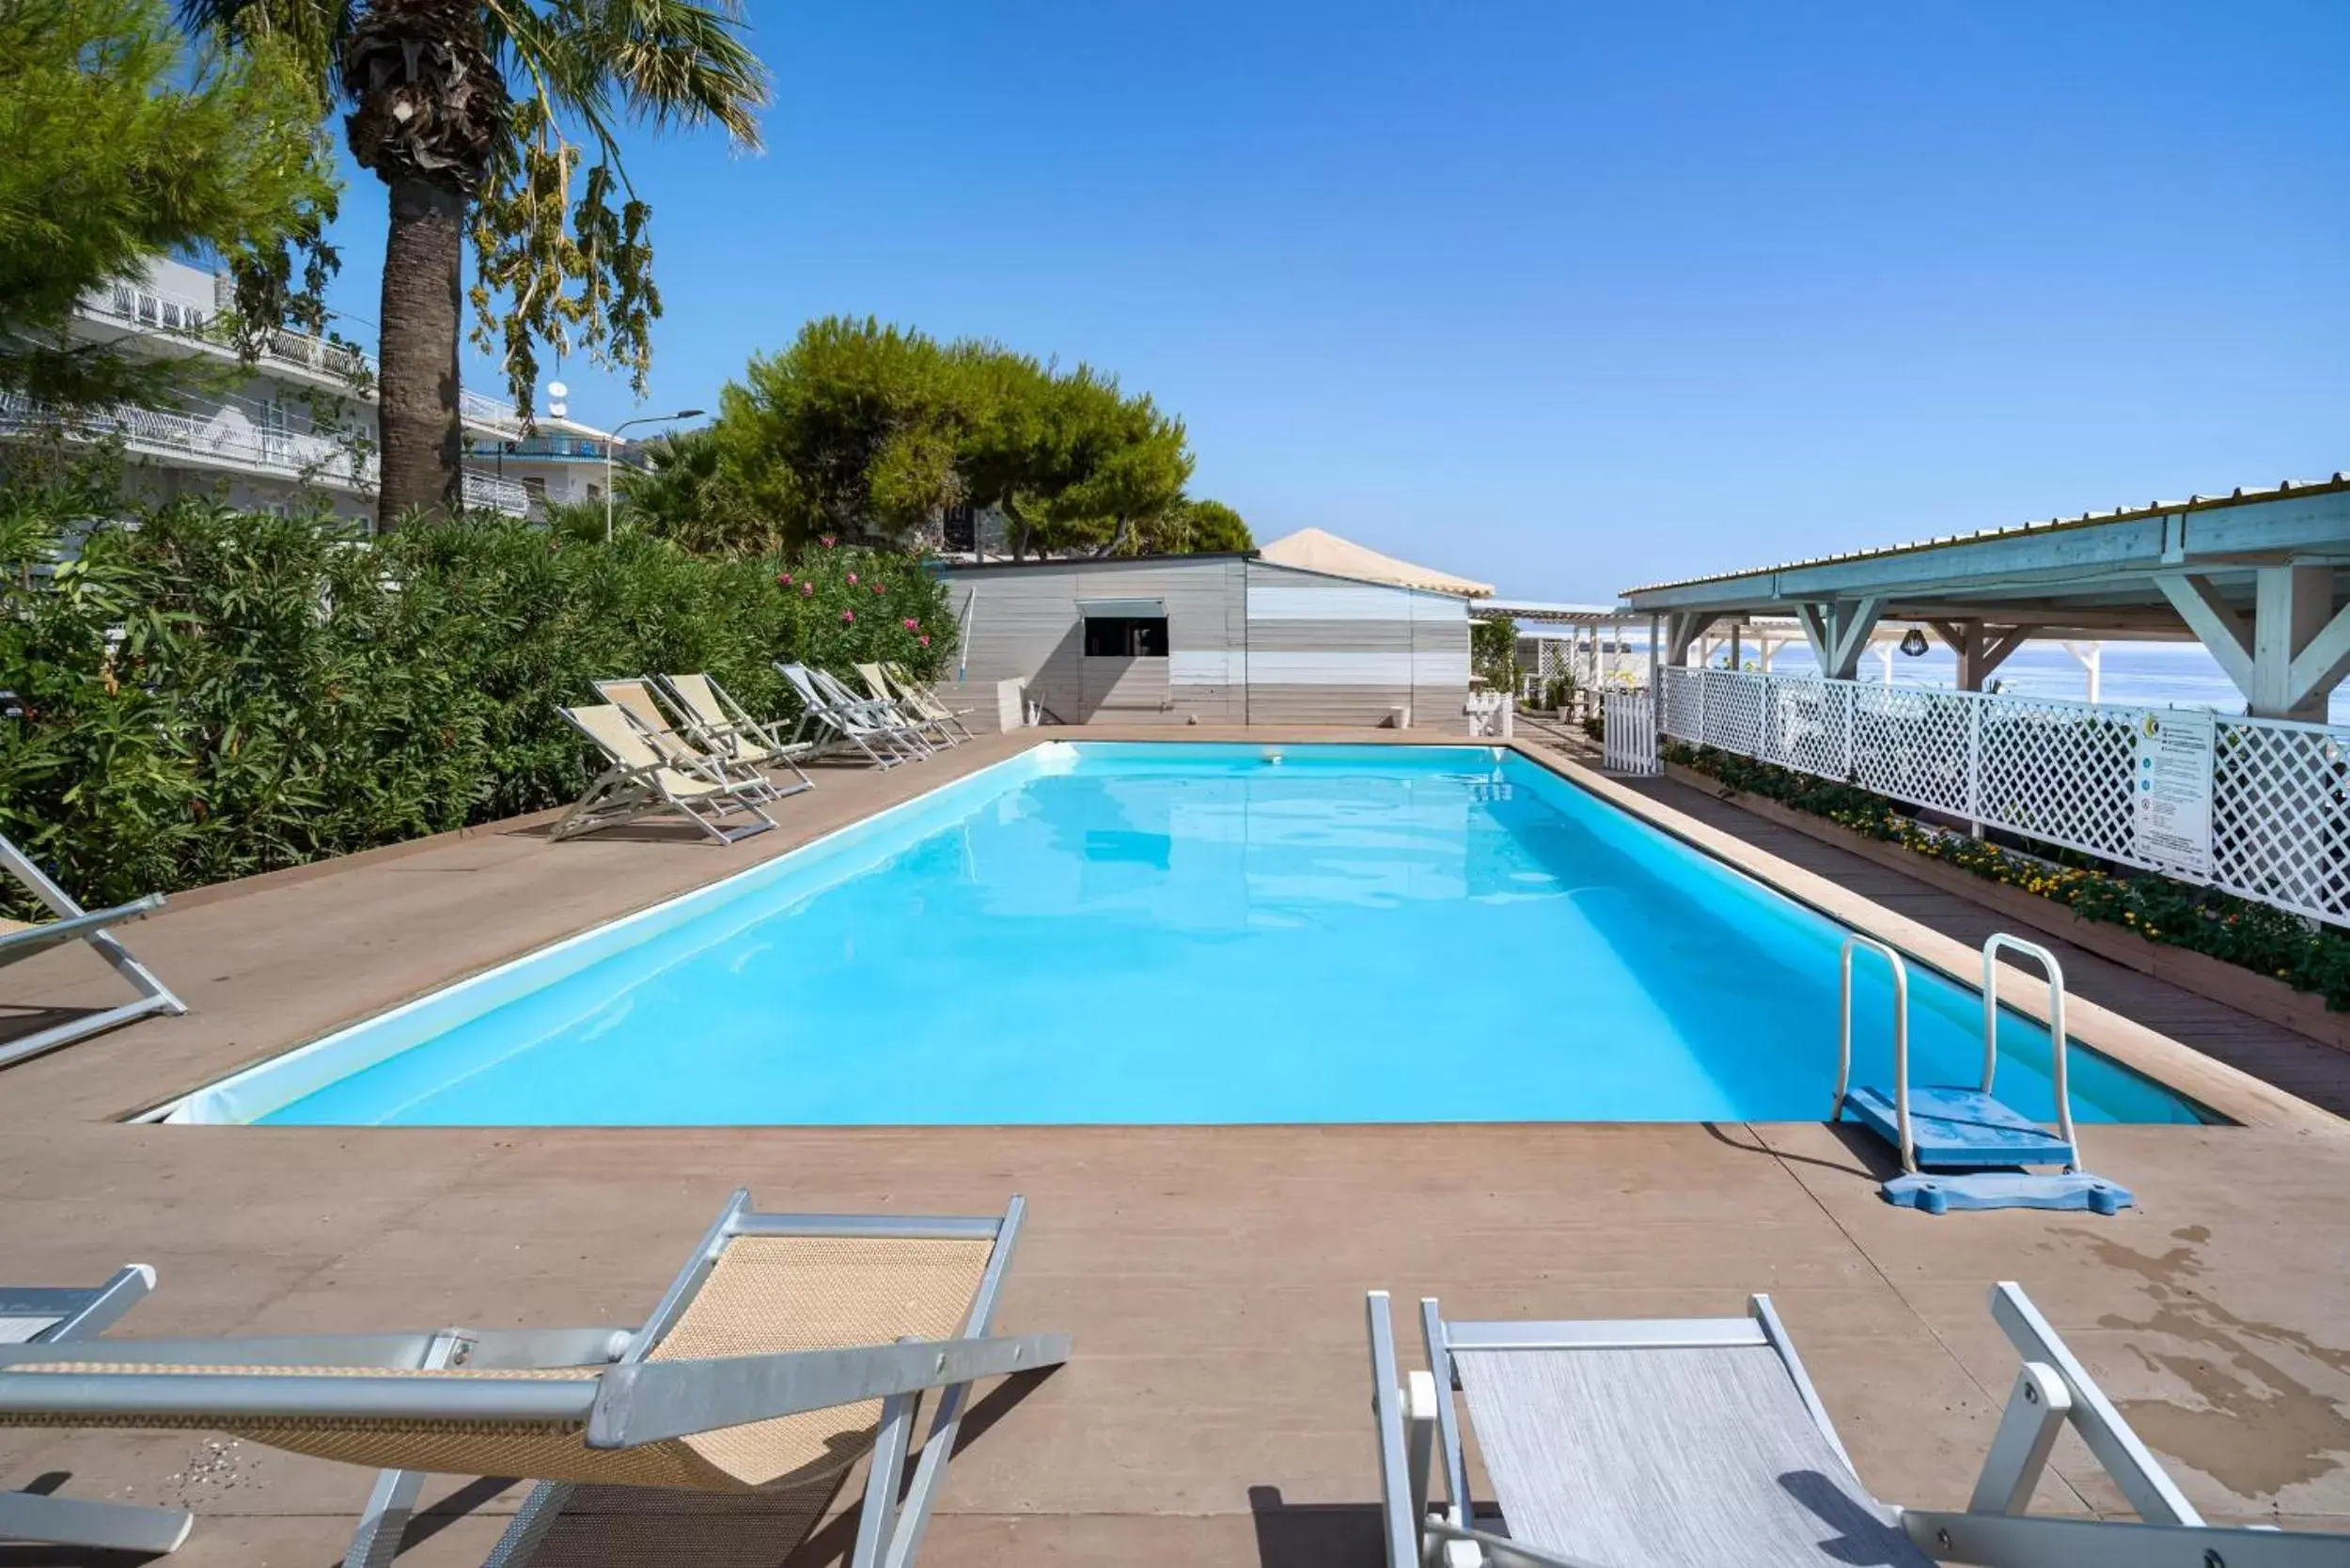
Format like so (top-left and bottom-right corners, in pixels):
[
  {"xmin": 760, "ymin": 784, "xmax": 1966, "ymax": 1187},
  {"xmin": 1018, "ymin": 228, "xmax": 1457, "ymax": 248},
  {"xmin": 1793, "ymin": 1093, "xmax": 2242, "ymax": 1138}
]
[
  {"xmin": 0, "ymin": 476, "xmax": 952, "ymax": 909},
  {"xmin": 1664, "ymin": 743, "xmax": 2350, "ymax": 1011}
]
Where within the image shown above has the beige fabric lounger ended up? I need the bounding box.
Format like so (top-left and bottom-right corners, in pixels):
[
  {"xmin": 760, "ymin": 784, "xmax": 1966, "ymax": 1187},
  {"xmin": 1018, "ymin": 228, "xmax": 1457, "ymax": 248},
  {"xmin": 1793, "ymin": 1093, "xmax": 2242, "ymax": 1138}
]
[
  {"xmin": 863, "ymin": 663, "xmax": 976, "ymax": 744},
  {"xmin": 555, "ymin": 703, "xmax": 777, "ymax": 844},
  {"xmin": 1369, "ymin": 1283, "xmax": 2350, "ymax": 1568},
  {"xmin": 593, "ymin": 678, "xmax": 810, "ymax": 804},
  {"xmin": 659, "ymin": 672, "xmax": 818, "ymax": 792},
  {"xmin": 0, "ymin": 833, "xmax": 185, "ymax": 1071},
  {"xmin": 0, "ymin": 1192, "xmax": 1066, "ymax": 1568}
]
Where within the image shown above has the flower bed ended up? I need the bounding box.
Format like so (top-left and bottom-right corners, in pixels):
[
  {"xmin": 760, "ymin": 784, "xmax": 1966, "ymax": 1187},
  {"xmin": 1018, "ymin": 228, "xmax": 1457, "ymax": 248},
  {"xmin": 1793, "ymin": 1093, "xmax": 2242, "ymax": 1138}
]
[{"xmin": 1665, "ymin": 743, "xmax": 2350, "ymax": 1013}]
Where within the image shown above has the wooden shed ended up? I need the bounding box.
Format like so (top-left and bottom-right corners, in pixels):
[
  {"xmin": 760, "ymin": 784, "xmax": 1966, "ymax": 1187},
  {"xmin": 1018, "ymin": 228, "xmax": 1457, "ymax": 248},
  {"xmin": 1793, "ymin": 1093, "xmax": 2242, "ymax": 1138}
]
[{"xmin": 937, "ymin": 553, "xmax": 1473, "ymax": 727}]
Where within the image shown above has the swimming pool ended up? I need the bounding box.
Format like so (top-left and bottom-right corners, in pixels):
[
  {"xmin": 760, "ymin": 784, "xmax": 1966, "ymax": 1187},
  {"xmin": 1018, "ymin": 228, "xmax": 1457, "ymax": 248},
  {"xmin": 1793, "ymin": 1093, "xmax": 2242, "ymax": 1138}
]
[{"xmin": 168, "ymin": 743, "xmax": 2206, "ymax": 1126}]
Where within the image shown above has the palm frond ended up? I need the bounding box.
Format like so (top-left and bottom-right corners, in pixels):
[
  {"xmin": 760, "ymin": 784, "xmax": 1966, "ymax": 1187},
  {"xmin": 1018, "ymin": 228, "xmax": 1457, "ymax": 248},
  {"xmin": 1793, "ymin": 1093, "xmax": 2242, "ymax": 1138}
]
[{"xmin": 494, "ymin": 0, "xmax": 768, "ymax": 158}]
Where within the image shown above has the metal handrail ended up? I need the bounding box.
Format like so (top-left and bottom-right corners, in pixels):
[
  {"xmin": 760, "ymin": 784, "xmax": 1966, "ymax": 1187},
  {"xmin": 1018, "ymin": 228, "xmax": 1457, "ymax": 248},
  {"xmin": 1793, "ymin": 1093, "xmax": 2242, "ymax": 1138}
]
[
  {"xmin": 1833, "ymin": 933, "xmax": 1914, "ymax": 1173},
  {"xmin": 1982, "ymin": 933, "xmax": 2078, "ymax": 1170}
]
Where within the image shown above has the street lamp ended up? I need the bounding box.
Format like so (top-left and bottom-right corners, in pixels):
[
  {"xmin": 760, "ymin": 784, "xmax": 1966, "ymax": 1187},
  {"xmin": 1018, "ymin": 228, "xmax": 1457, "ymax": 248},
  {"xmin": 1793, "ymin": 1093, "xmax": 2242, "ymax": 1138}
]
[{"xmin": 605, "ymin": 408, "xmax": 705, "ymax": 541}]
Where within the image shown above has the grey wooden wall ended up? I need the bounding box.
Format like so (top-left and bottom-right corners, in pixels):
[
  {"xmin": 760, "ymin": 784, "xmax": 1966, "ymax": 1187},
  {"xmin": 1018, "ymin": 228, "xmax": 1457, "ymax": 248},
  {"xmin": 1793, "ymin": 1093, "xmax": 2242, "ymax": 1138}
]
[{"xmin": 939, "ymin": 557, "xmax": 1470, "ymax": 728}]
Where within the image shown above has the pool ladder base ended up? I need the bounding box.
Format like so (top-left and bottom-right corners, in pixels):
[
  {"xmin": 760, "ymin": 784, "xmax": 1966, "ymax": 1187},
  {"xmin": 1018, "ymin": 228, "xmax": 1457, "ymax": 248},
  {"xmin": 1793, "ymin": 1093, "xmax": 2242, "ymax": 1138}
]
[{"xmin": 1830, "ymin": 932, "xmax": 2134, "ymax": 1216}]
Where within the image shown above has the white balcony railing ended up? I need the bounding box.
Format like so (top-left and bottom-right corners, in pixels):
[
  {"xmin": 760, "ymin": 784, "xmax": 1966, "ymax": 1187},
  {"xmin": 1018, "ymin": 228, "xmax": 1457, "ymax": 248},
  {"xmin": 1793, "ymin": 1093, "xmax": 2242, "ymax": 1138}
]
[
  {"xmin": 2, "ymin": 393, "xmax": 528, "ymax": 518},
  {"xmin": 0, "ymin": 391, "xmax": 371, "ymax": 488},
  {"xmin": 461, "ymin": 469, "xmax": 530, "ymax": 516},
  {"xmin": 83, "ymin": 283, "xmax": 530, "ymax": 437}
]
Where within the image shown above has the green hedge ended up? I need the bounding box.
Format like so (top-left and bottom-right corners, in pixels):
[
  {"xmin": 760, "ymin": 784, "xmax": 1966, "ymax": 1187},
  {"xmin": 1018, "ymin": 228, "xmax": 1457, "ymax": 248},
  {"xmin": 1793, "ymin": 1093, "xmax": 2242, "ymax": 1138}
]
[
  {"xmin": 0, "ymin": 493, "xmax": 953, "ymax": 908},
  {"xmin": 1665, "ymin": 743, "xmax": 2350, "ymax": 1012}
]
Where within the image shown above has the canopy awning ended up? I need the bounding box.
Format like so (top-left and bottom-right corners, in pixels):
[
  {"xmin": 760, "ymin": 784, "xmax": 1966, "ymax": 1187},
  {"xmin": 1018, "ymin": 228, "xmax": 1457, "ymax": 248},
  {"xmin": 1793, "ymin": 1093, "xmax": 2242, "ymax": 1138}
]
[
  {"xmin": 1076, "ymin": 597, "xmax": 1167, "ymax": 619},
  {"xmin": 1257, "ymin": 527, "xmax": 1495, "ymax": 598}
]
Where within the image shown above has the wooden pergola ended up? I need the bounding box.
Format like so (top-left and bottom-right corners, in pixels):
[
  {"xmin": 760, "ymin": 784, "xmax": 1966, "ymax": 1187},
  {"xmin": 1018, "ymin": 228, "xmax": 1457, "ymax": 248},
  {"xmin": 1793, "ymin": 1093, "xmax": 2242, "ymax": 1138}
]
[{"xmin": 1619, "ymin": 476, "xmax": 2350, "ymax": 720}]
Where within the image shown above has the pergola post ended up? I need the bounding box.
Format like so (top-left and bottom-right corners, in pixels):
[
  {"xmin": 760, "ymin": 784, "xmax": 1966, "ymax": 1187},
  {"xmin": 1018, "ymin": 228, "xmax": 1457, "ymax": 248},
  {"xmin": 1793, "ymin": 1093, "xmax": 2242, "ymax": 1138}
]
[
  {"xmin": 2159, "ymin": 563, "xmax": 2350, "ymax": 722},
  {"xmin": 1794, "ymin": 597, "xmax": 1886, "ymax": 681},
  {"xmin": 1929, "ymin": 620, "xmax": 2033, "ymax": 692},
  {"xmin": 2062, "ymin": 641, "xmax": 2104, "ymax": 703}
]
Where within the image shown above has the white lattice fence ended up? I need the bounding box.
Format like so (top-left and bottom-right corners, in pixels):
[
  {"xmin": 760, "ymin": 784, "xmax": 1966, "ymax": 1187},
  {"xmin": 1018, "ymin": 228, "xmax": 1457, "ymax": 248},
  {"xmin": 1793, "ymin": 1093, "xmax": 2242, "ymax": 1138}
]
[
  {"xmin": 2210, "ymin": 719, "xmax": 2350, "ymax": 921},
  {"xmin": 1655, "ymin": 666, "xmax": 2350, "ymax": 927}
]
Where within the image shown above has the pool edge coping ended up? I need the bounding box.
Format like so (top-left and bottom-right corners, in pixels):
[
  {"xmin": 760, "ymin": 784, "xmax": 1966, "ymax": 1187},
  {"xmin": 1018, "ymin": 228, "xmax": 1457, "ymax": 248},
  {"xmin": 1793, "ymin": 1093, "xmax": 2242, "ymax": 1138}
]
[
  {"xmin": 114, "ymin": 726, "xmax": 2342, "ymax": 1135},
  {"xmin": 1501, "ymin": 734, "xmax": 2344, "ymax": 1136}
]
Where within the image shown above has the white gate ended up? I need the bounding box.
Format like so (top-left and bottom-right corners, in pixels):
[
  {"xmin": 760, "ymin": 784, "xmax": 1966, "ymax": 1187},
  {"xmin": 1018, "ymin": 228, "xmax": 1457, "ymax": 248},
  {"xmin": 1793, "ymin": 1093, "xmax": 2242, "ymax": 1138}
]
[
  {"xmin": 1657, "ymin": 666, "xmax": 2350, "ymax": 928},
  {"xmin": 1603, "ymin": 687, "xmax": 1658, "ymax": 775}
]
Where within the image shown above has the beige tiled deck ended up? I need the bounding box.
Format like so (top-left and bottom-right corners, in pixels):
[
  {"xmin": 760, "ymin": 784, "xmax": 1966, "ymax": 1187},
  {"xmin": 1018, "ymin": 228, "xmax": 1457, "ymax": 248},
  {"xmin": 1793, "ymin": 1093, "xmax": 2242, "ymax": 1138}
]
[{"xmin": 3, "ymin": 729, "xmax": 2347, "ymax": 1566}]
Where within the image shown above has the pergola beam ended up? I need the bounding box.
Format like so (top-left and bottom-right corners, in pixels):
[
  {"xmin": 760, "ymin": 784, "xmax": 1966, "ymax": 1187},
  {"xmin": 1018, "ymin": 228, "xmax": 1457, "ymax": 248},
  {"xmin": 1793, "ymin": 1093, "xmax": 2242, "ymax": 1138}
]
[
  {"xmin": 2155, "ymin": 573, "xmax": 2255, "ymax": 693},
  {"xmin": 2160, "ymin": 564, "xmax": 2348, "ymax": 721}
]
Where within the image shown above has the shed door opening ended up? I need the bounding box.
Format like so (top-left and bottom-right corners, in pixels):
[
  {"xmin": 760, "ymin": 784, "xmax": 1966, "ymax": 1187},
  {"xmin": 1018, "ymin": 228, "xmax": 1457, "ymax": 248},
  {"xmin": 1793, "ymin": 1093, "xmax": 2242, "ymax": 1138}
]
[{"xmin": 1084, "ymin": 617, "xmax": 1169, "ymax": 658}]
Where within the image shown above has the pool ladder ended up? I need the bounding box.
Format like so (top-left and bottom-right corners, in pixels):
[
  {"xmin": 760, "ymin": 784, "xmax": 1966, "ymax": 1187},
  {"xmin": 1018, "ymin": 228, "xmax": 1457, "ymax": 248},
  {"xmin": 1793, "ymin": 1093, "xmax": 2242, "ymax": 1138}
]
[{"xmin": 1829, "ymin": 933, "xmax": 2127, "ymax": 1214}]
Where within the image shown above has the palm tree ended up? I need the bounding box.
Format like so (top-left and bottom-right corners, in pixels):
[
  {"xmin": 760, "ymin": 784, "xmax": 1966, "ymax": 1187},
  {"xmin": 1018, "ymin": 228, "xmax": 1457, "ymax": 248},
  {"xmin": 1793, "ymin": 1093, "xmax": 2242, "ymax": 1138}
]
[{"xmin": 180, "ymin": 0, "xmax": 767, "ymax": 528}]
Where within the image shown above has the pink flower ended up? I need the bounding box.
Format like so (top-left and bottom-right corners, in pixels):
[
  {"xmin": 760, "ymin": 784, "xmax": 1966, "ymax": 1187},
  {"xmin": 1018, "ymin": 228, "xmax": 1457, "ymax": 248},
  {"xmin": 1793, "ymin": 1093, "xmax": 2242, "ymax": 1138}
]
[
  {"xmin": 902, "ymin": 618, "xmax": 918, "ymax": 630},
  {"xmin": 918, "ymin": 635, "xmax": 931, "ymax": 647},
  {"xmin": 845, "ymin": 572, "xmax": 858, "ymax": 586},
  {"xmin": 871, "ymin": 582, "xmax": 885, "ymax": 594},
  {"xmin": 799, "ymin": 581, "xmax": 814, "ymax": 596},
  {"xmin": 820, "ymin": 535, "xmax": 837, "ymax": 548},
  {"xmin": 776, "ymin": 572, "xmax": 792, "ymax": 586},
  {"xmin": 840, "ymin": 608, "xmax": 855, "ymax": 623}
]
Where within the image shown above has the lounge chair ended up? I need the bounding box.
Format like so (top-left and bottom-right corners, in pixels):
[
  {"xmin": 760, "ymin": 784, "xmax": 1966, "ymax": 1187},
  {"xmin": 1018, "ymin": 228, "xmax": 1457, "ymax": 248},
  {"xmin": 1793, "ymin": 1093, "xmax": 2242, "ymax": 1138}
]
[
  {"xmin": 776, "ymin": 662, "xmax": 929, "ymax": 768},
  {"xmin": 1, "ymin": 833, "xmax": 185, "ymax": 1071},
  {"xmin": 864, "ymin": 663, "xmax": 978, "ymax": 744},
  {"xmin": 0, "ymin": 1265, "xmax": 194, "ymax": 1554},
  {"xmin": 660, "ymin": 672, "xmax": 820, "ymax": 791},
  {"xmin": 0, "ymin": 1191, "xmax": 1068, "ymax": 1568},
  {"xmin": 1367, "ymin": 1281, "xmax": 2349, "ymax": 1567},
  {"xmin": 593, "ymin": 677, "xmax": 811, "ymax": 803},
  {"xmin": 810, "ymin": 666, "xmax": 950, "ymax": 752},
  {"xmin": 554, "ymin": 703, "xmax": 777, "ymax": 844}
]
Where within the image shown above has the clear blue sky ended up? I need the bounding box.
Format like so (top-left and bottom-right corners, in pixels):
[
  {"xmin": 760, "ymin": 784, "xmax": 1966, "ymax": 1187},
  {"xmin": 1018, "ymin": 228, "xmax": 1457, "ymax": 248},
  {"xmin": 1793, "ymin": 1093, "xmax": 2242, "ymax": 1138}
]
[{"xmin": 317, "ymin": 1, "xmax": 2349, "ymax": 602}]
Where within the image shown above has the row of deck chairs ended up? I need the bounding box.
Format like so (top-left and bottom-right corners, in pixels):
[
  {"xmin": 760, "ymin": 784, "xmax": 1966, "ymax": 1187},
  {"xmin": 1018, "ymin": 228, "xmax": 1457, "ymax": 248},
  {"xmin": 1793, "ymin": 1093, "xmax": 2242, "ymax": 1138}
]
[
  {"xmin": 552, "ymin": 665, "xmax": 979, "ymax": 845},
  {"xmin": 7, "ymin": 1200, "xmax": 2339, "ymax": 1568},
  {"xmin": 777, "ymin": 661, "xmax": 977, "ymax": 768}
]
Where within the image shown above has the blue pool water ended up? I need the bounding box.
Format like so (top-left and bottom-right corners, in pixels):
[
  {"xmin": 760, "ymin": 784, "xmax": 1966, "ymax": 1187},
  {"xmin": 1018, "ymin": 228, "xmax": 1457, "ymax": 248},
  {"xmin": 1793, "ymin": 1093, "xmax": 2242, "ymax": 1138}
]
[{"xmin": 181, "ymin": 744, "xmax": 2207, "ymax": 1127}]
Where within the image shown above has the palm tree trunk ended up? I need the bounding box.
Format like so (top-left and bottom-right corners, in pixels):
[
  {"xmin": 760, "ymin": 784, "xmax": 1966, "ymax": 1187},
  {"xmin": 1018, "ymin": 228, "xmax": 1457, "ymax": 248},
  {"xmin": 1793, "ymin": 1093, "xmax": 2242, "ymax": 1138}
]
[{"xmin": 375, "ymin": 176, "xmax": 465, "ymax": 529}]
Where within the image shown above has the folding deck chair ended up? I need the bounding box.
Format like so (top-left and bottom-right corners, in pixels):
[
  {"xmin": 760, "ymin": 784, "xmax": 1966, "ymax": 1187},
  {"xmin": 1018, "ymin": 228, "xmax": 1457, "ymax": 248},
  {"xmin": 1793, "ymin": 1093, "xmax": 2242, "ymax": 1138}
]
[
  {"xmin": 861, "ymin": 664, "xmax": 977, "ymax": 745},
  {"xmin": 593, "ymin": 677, "xmax": 813, "ymax": 803},
  {"xmin": 0, "ymin": 1191, "xmax": 1068, "ymax": 1568},
  {"xmin": 660, "ymin": 672, "xmax": 820, "ymax": 791},
  {"xmin": 1368, "ymin": 1281, "xmax": 2350, "ymax": 1568},
  {"xmin": 0, "ymin": 1265, "xmax": 194, "ymax": 1554},
  {"xmin": 776, "ymin": 663, "xmax": 930, "ymax": 767},
  {"xmin": 1, "ymin": 834, "xmax": 185, "ymax": 1071},
  {"xmin": 810, "ymin": 666, "xmax": 950, "ymax": 752},
  {"xmin": 554, "ymin": 704, "xmax": 778, "ymax": 844}
]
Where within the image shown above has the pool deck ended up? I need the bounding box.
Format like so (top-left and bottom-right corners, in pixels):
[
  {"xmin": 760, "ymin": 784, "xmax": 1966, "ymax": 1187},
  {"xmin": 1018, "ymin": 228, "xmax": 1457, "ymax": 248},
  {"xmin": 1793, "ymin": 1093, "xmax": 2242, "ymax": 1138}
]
[{"xmin": 4, "ymin": 728, "xmax": 2348, "ymax": 1565}]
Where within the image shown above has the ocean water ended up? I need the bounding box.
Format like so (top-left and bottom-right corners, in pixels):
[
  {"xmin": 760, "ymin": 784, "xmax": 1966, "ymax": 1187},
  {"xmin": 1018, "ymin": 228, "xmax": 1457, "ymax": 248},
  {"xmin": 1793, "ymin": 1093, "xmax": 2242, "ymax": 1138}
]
[
  {"xmin": 170, "ymin": 744, "xmax": 2205, "ymax": 1127},
  {"xmin": 1708, "ymin": 639, "xmax": 2349, "ymax": 725}
]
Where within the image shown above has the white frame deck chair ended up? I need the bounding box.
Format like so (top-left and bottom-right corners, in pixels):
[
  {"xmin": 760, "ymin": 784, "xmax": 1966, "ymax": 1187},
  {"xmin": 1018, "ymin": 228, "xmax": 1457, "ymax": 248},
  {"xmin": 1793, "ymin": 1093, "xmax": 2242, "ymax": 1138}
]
[
  {"xmin": 659, "ymin": 672, "xmax": 819, "ymax": 793},
  {"xmin": 811, "ymin": 666, "xmax": 950, "ymax": 752},
  {"xmin": 1368, "ymin": 1280, "xmax": 2350, "ymax": 1568},
  {"xmin": 852, "ymin": 663, "xmax": 960, "ymax": 746},
  {"xmin": 0, "ymin": 1265, "xmax": 194, "ymax": 1554},
  {"xmin": 1, "ymin": 834, "xmax": 185, "ymax": 1071},
  {"xmin": 593, "ymin": 677, "xmax": 811, "ymax": 804},
  {"xmin": 866, "ymin": 663, "xmax": 977, "ymax": 744},
  {"xmin": 0, "ymin": 1191, "xmax": 1068, "ymax": 1568},
  {"xmin": 776, "ymin": 662, "xmax": 928, "ymax": 768},
  {"xmin": 554, "ymin": 704, "xmax": 777, "ymax": 844}
]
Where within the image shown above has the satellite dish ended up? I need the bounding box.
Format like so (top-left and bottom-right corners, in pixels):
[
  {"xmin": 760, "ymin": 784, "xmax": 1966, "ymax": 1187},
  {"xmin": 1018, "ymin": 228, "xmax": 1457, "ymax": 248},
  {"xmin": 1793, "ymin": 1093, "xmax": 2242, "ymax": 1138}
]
[
  {"xmin": 548, "ymin": 402, "xmax": 568, "ymax": 418},
  {"xmin": 546, "ymin": 381, "xmax": 569, "ymax": 400}
]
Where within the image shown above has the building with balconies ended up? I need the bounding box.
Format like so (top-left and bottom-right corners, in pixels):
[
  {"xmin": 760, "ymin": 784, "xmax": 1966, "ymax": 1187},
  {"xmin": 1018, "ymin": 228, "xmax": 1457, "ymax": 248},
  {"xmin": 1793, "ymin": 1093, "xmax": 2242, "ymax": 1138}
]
[{"xmin": 0, "ymin": 258, "xmax": 623, "ymax": 527}]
